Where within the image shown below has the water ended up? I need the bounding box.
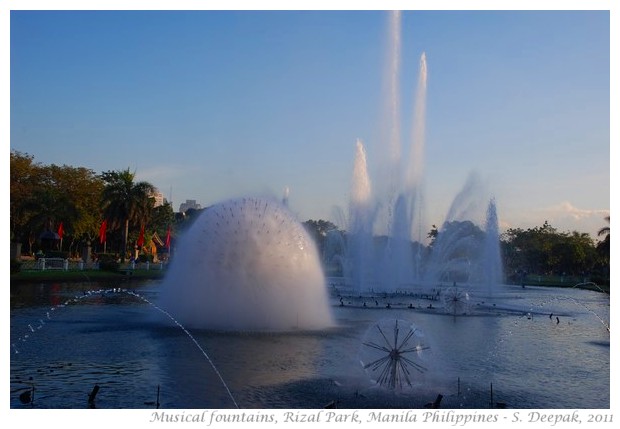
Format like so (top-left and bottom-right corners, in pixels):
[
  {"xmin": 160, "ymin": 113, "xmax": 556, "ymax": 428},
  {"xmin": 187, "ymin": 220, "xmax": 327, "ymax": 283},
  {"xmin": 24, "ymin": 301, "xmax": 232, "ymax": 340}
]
[
  {"xmin": 10, "ymin": 280, "xmax": 609, "ymax": 409},
  {"xmin": 336, "ymin": 12, "xmax": 501, "ymax": 293},
  {"xmin": 158, "ymin": 197, "xmax": 333, "ymax": 331}
]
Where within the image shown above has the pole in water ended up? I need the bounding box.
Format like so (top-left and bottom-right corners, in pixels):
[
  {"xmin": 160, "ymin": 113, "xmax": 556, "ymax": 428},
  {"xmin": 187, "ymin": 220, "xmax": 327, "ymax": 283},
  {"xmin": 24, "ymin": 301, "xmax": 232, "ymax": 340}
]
[
  {"xmin": 489, "ymin": 382, "xmax": 493, "ymax": 408},
  {"xmin": 88, "ymin": 384, "xmax": 100, "ymax": 407},
  {"xmin": 144, "ymin": 384, "xmax": 161, "ymax": 408},
  {"xmin": 457, "ymin": 377, "xmax": 460, "ymax": 396},
  {"xmin": 19, "ymin": 385, "xmax": 35, "ymax": 405}
]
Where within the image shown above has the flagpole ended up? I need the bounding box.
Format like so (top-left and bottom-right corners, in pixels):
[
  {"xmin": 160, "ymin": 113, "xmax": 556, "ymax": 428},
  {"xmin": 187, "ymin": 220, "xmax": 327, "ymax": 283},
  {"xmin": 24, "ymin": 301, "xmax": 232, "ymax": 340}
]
[
  {"xmin": 100, "ymin": 220, "xmax": 107, "ymax": 255},
  {"xmin": 58, "ymin": 222, "xmax": 64, "ymax": 252},
  {"xmin": 165, "ymin": 225, "xmax": 171, "ymax": 260}
]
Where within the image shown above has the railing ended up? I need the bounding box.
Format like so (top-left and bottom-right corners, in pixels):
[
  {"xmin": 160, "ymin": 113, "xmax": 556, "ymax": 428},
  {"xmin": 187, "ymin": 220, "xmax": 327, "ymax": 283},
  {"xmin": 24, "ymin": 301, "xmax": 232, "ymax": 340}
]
[
  {"xmin": 18, "ymin": 259, "xmax": 169, "ymax": 272},
  {"xmin": 36, "ymin": 257, "xmax": 67, "ymax": 270}
]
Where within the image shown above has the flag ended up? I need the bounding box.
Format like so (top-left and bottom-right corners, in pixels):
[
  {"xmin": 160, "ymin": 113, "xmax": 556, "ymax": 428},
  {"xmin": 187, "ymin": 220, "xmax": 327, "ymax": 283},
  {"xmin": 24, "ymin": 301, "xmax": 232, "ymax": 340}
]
[
  {"xmin": 137, "ymin": 226, "xmax": 145, "ymax": 247},
  {"xmin": 99, "ymin": 220, "xmax": 107, "ymax": 244},
  {"xmin": 165, "ymin": 226, "xmax": 171, "ymax": 249},
  {"xmin": 57, "ymin": 222, "xmax": 64, "ymax": 239}
]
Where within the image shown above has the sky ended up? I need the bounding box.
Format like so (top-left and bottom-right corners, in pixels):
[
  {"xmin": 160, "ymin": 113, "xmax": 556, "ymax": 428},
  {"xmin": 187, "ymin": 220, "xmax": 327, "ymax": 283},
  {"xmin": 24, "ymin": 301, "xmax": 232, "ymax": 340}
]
[{"xmin": 4, "ymin": 1, "xmax": 614, "ymax": 241}]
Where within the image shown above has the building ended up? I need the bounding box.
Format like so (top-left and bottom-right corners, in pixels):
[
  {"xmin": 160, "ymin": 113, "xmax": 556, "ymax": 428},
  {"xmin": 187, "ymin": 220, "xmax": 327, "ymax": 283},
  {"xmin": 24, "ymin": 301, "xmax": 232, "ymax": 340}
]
[
  {"xmin": 179, "ymin": 199, "xmax": 202, "ymax": 213},
  {"xmin": 150, "ymin": 190, "xmax": 166, "ymax": 208}
]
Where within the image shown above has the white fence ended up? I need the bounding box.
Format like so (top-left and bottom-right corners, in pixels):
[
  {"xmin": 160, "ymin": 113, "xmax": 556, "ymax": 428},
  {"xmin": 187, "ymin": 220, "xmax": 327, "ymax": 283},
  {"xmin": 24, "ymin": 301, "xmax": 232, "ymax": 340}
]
[{"xmin": 19, "ymin": 258, "xmax": 168, "ymax": 272}]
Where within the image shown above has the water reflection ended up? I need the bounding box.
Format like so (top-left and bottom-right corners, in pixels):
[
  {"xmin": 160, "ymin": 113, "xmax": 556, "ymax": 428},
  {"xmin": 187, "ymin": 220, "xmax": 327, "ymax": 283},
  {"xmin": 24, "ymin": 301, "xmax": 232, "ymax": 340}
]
[{"xmin": 10, "ymin": 281, "xmax": 609, "ymax": 409}]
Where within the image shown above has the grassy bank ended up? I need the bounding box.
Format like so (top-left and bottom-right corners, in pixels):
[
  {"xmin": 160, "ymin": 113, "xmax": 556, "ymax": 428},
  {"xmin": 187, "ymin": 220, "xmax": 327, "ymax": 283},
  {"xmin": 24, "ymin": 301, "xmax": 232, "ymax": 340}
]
[
  {"xmin": 11, "ymin": 269, "xmax": 609, "ymax": 294},
  {"xmin": 511, "ymin": 276, "xmax": 609, "ymax": 294},
  {"xmin": 10, "ymin": 269, "xmax": 166, "ymax": 284}
]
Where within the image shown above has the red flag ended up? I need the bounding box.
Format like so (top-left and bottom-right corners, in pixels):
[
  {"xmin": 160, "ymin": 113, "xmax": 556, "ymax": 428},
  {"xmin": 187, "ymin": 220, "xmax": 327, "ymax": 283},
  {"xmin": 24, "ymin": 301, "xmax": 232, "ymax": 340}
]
[
  {"xmin": 137, "ymin": 226, "xmax": 145, "ymax": 247},
  {"xmin": 165, "ymin": 226, "xmax": 171, "ymax": 249},
  {"xmin": 99, "ymin": 220, "xmax": 107, "ymax": 244},
  {"xmin": 57, "ymin": 222, "xmax": 64, "ymax": 239}
]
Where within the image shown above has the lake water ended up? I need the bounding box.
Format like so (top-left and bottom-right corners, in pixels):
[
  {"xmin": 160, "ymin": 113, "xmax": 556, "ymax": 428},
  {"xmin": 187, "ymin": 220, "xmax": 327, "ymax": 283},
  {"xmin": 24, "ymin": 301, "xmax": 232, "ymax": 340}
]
[{"xmin": 9, "ymin": 280, "xmax": 610, "ymax": 409}]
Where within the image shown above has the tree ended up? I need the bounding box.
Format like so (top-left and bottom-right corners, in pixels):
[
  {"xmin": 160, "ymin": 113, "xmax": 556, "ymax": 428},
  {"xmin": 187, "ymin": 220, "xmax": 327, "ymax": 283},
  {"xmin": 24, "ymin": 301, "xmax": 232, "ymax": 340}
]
[
  {"xmin": 427, "ymin": 224, "xmax": 439, "ymax": 247},
  {"xmin": 11, "ymin": 151, "xmax": 106, "ymax": 256},
  {"xmin": 303, "ymin": 219, "xmax": 339, "ymax": 256},
  {"xmin": 100, "ymin": 169, "xmax": 156, "ymax": 261},
  {"xmin": 596, "ymin": 216, "xmax": 610, "ymax": 261},
  {"xmin": 150, "ymin": 201, "xmax": 175, "ymax": 237},
  {"xmin": 10, "ymin": 151, "xmax": 39, "ymax": 243},
  {"xmin": 597, "ymin": 215, "xmax": 610, "ymax": 239},
  {"xmin": 501, "ymin": 220, "xmax": 600, "ymax": 281},
  {"xmin": 596, "ymin": 216, "xmax": 610, "ymax": 278},
  {"xmin": 43, "ymin": 163, "xmax": 104, "ymax": 253}
]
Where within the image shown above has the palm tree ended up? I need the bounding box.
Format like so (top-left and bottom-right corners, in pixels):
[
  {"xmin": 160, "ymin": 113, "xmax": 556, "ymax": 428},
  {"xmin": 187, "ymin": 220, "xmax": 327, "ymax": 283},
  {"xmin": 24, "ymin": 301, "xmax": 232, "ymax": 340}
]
[
  {"xmin": 597, "ymin": 215, "xmax": 610, "ymax": 239},
  {"xmin": 100, "ymin": 169, "xmax": 155, "ymax": 261},
  {"xmin": 596, "ymin": 215, "xmax": 610, "ymax": 270}
]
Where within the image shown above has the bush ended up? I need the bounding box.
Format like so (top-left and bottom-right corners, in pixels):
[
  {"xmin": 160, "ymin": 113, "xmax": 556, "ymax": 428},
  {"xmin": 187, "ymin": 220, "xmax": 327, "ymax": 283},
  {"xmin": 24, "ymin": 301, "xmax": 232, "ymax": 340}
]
[
  {"xmin": 99, "ymin": 260, "xmax": 120, "ymax": 272},
  {"xmin": 44, "ymin": 251, "xmax": 70, "ymax": 259},
  {"xmin": 137, "ymin": 254, "xmax": 154, "ymax": 263},
  {"xmin": 97, "ymin": 253, "xmax": 117, "ymax": 262},
  {"xmin": 10, "ymin": 260, "xmax": 22, "ymax": 274}
]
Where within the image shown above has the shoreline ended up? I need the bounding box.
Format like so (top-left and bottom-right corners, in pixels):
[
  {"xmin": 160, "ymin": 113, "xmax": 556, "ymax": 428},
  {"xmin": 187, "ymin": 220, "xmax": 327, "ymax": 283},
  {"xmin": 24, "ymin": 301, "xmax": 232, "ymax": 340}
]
[
  {"xmin": 10, "ymin": 270, "xmax": 608, "ymax": 294},
  {"xmin": 10, "ymin": 269, "xmax": 166, "ymax": 284}
]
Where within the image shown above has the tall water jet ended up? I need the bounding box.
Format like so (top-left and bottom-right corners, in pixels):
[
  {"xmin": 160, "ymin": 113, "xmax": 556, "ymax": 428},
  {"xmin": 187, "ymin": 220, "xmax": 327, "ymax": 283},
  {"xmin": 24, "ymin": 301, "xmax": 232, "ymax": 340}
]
[
  {"xmin": 405, "ymin": 52, "xmax": 428, "ymax": 191},
  {"xmin": 159, "ymin": 197, "xmax": 334, "ymax": 331},
  {"xmin": 423, "ymin": 173, "xmax": 504, "ymax": 287},
  {"xmin": 282, "ymin": 186, "xmax": 290, "ymax": 207},
  {"xmin": 350, "ymin": 139, "xmax": 372, "ymax": 208},
  {"xmin": 376, "ymin": 10, "xmax": 403, "ymax": 236},
  {"xmin": 335, "ymin": 12, "xmax": 504, "ymax": 294},
  {"xmin": 346, "ymin": 139, "xmax": 375, "ymax": 290},
  {"xmin": 386, "ymin": 10, "xmax": 402, "ymax": 172},
  {"xmin": 382, "ymin": 193, "xmax": 415, "ymax": 290},
  {"xmin": 387, "ymin": 51, "xmax": 429, "ymax": 287},
  {"xmin": 423, "ymin": 173, "xmax": 484, "ymax": 284},
  {"xmin": 482, "ymin": 198, "xmax": 503, "ymax": 290}
]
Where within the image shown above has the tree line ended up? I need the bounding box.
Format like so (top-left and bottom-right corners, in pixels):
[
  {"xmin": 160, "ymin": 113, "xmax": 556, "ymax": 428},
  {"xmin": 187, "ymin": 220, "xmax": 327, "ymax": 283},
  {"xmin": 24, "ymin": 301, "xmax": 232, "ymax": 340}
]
[
  {"xmin": 303, "ymin": 216, "xmax": 610, "ymax": 286},
  {"xmin": 11, "ymin": 151, "xmax": 610, "ymax": 285},
  {"xmin": 10, "ymin": 151, "xmax": 175, "ymax": 261}
]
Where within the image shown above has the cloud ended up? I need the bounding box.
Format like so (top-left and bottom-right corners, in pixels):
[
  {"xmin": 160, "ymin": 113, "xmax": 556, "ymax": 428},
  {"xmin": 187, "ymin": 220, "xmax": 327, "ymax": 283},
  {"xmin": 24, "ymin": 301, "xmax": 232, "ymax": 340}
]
[
  {"xmin": 540, "ymin": 201, "xmax": 609, "ymax": 222},
  {"xmin": 134, "ymin": 164, "xmax": 199, "ymax": 185},
  {"xmin": 500, "ymin": 201, "xmax": 609, "ymax": 238},
  {"xmin": 527, "ymin": 201, "xmax": 609, "ymax": 237}
]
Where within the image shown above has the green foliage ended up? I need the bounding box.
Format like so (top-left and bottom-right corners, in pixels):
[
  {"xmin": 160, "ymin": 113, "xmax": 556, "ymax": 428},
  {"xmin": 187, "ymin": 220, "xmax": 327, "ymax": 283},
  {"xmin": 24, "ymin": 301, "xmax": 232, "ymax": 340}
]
[
  {"xmin": 10, "ymin": 152, "xmax": 610, "ymax": 287},
  {"xmin": 303, "ymin": 219, "xmax": 340, "ymax": 252},
  {"xmin": 97, "ymin": 253, "xmax": 119, "ymax": 271},
  {"xmin": 427, "ymin": 224, "xmax": 439, "ymax": 246},
  {"xmin": 151, "ymin": 202, "xmax": 175, "ymax": 238},
  {"xmin": 44, "ymin": 251, "xmax": 70, "ymax": 259},
  {"xmin": 97, "ymin": 253, "xmax": 117, "ymax": 262},
  {"xmin": 99, "ymin": 260, "xmax": 120, "ymax": 272},
  {"xmin": 137, "ymin": 254, "xmax": 154, "ymax": 263},
  {"xmin": 501, "ymin": 220, "xmax": 607, "ymax": 284},
  {"xmin": 596, "ymin": 216, "xmax": 610, "ymax": 266},
  {"xmin": 11, "ymin": 260, "xmax": 22, "ymax": 274},
  {"xmin": 100, "ymin": 168, "xmax": 156, "ymax": 260},
  {"xmin": 10, "ymin": 150, "xmax": 104, "ymax": 250},
  {"xmin": 174, "ymin": 207, "xmax": 204, "ymax": 233}
]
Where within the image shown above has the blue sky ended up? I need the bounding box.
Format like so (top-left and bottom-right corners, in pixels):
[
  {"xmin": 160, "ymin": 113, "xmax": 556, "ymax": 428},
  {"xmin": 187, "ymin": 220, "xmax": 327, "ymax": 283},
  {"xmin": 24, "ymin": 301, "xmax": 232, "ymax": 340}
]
[{"xmin": 5, "ymin": 3, "xmax": 613, "ymax": 239}]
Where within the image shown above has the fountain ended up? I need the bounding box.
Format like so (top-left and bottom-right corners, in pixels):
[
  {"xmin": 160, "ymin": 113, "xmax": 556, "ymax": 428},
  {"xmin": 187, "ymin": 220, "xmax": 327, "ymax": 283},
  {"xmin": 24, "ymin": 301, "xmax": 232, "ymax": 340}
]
[
  {"xmin": 329, "ymin": 12, "xmax": 502, "ymax": 296},
  {"xmin": 9, "ymin": 11, "xmax": 608, "ymax": 411},
  {"xmin": 359, "ymin": 318, "xmax": 430, "ymax": 390},
  {"xmin": 344, "ymin": 140, "xmax": 376, "ymax": 290},
  {"xmin": 158, "ymin": 196, "xmax": 334, "ymax": 331},
  {"xmin": 422, "ymin": 172, "xmax": 498, "ymax": 288}
]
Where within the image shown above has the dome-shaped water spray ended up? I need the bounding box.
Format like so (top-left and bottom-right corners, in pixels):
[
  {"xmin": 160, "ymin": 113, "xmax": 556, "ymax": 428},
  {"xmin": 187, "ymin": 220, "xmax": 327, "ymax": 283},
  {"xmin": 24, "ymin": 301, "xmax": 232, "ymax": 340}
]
[{"xmin": 159, "ymin": 197, "xmax": 334, "ymax": 331}]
